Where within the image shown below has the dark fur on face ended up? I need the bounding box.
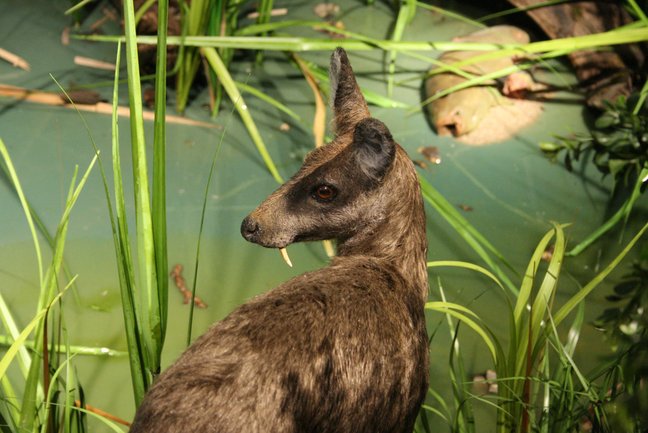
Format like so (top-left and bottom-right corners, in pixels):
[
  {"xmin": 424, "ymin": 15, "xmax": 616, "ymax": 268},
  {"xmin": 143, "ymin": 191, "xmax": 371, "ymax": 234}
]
[{"xmin": 129, "ymin": 48, "xmax": 429, "ymax": 433}]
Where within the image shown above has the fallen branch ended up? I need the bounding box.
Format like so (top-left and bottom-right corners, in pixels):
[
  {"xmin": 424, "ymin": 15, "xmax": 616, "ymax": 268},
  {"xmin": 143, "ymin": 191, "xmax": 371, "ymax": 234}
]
[
  {"xmin": 0, "ymin": 48, "xmax": 30, "ymax": 71},
  {"xmin": 74, "ymin": 55, "xmax": 116, "ymax": 71},
  {"xmin": 74, "ymin": 400, "xmax": 130, "ymax": 427},
  {"xmin": 0, "ymin": 84, "xmax": 219, "ymax": 128}
]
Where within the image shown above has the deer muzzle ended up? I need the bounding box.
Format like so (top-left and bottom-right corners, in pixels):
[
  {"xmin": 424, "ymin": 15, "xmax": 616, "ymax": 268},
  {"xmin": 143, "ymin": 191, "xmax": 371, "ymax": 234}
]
[{"xmin": 240, "ymin": 214, "xmax": 294, "ymax": 249}]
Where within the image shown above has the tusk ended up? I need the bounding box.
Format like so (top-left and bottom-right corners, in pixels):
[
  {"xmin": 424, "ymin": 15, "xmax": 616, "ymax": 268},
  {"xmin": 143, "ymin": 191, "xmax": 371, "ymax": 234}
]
[
  {"xmin": 322, "ymin": 240, "xmax": 335, "ymax": 258},
  {"xmin": 279, "ymin": 247, "xmax": 293, "ymax": 267}
]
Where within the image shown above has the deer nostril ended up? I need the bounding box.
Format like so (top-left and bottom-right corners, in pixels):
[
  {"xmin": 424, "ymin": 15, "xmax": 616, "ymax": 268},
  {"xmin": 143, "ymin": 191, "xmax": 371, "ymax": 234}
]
[{"xmin": 241, "ymin": 216, "xmax": 260, "ymax": 240}]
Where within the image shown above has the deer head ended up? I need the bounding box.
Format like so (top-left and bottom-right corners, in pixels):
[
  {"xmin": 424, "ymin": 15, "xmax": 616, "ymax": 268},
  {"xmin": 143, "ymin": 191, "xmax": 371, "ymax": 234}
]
[{"xmin": 241, "ymin": 48, "xmax": 398, "ymax": 251}]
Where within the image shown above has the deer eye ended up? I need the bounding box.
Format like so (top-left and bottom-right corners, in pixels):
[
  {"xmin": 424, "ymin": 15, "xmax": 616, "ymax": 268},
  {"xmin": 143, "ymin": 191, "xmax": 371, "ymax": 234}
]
[{"xmin": 312, "ymin": 184, "xmax": 337, "ymax": 202}]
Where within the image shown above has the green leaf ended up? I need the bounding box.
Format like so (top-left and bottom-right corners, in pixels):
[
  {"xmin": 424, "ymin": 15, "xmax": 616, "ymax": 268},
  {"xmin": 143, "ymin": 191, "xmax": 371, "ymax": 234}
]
[
  {"xmin": 418, "ymin": 175, "xmax": 518, "ymax": 295},
  {"xmin": 557, "ymin": 222, "xmax": 648, "ymax": 325},
  {"xmin": 539, "ymin": 142, "xmax": 563, "ymax": 153},
  {"xmin": 201, "ymin": 46, "xmax": 283, "ymax": 184},
  {"xmin": 594, "ymin": 111, "xmax": 620, "ymax": 129},
  {"xmin": 0, "ymin": 287, "xmax": 71, "ymax": 381},
  {"xmin": 426, "ymin": 301, "xmax": 498, "ymax": 363},
  {"xmin": 110, "ymin": 41, "xmax": 149, "ymax": 404},
  {"xmin": 152, "ymin": 0, "xmax": 169, "ymax": 352},
  {"xmin": 123, "ymin": 0, "xmax": 162, "ymax": 379}
]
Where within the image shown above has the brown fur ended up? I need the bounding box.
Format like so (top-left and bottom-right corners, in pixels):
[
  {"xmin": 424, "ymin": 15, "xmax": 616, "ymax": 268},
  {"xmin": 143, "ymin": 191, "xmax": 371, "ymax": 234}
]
[{"xmin": 129, "ymin": 48, "xmax": 429, "ymax": 433}]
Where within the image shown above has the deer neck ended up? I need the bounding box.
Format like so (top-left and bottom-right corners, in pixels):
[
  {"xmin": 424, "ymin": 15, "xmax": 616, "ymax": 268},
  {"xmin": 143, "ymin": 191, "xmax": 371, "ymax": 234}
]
[{"xmin": 335, "ymin": 151, "xmax": 429, "ymax": 301}]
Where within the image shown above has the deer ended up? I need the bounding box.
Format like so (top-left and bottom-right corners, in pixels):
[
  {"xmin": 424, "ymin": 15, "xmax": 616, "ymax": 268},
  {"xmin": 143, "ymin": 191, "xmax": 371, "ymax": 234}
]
[{"xmin": 129, "ymin": 47, "xmax": 429, "ymax": 433}]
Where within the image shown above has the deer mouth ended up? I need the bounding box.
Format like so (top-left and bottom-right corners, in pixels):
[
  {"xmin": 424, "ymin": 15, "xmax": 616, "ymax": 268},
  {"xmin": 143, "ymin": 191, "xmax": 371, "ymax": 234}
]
[{"xmin": 240, "ymin": 215, "xmax": 295, "ymax": 248}]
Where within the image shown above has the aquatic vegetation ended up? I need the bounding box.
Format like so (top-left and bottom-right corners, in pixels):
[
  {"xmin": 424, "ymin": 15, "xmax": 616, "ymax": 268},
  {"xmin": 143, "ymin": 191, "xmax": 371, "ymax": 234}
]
[
  {"xmin": 542, "ymin": 93, "xmax": 648, "ymax": 255},
  {"xmin": 420, "ymin": 222, "xmax": 648, "ymax": 433},
  {"xmin": 0, "ymin": 137, "xmax": 106, "ymax": 432}
]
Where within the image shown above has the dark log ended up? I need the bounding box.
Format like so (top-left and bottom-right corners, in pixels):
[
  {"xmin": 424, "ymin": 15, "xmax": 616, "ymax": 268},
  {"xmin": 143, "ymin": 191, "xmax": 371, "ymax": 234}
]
[{"xmin": 508, "ymin": 0, "xmax": 645, "ymax": 108}]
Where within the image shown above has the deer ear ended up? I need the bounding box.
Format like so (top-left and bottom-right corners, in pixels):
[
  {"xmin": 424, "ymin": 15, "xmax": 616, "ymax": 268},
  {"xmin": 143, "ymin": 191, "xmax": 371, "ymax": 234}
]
[
  {"xmin": 330, "ymin": 47, "xmax": 370, "ymax": 136},
  {"xmin": 352, "ymin": 118, "xmax": 396, "ymax": 181}
]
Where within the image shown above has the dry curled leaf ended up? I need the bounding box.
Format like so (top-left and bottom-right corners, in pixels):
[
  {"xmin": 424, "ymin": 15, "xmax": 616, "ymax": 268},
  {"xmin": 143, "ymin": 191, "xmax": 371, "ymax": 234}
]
[{"xmin": 417, "ymin": 146, "xmax": 441, "ymax": 165}]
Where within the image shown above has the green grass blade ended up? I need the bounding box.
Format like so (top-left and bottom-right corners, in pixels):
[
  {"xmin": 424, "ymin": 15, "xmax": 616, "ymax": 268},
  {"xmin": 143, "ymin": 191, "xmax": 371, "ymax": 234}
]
[
  {"xmin": 134, "ymin": 0, "xmax": 156, "ymax": 24},
  {"xmin": 477, "ymin": 0, "xmax": 571, "ymax": 22},
  {"xmin": 64, "ymin": 0, "xmax": 95, "ymax": 15},
  {"xmin": 426, "ymin": 301, "xmax": 497, "ymax": 362},
  {"xmin": 632, "ymin": 77, "xmax": 648, "ymax": 115},
  {"xmin": 386, "ymin": 1, "xmax": 413, "ymax": 97},
  {"xmin": 427, "ymin": 260, "xmax": 505, "ymax": 291},
  {"xmin": 0, "ymin": 156, "xmax": 80, "ymax": 301},
  {"xmin": 529, "ymin": 224, "xmax": 565, "ymax": 343},
  {"xmin": 0, "ymin": 287, "xmax": 71, "ymax": 383},
  {"xmin": 554, "ymin": 222, "xmax": 648, "ymax": 326},
  {"xmin": 292, "ymin": 58, "xmax": 409, "ymax": 109},
  {"xmin": 152, "ymin": 0, "xmax": 169, "ymax": 348},
  {"xmin": 435, "ymin": 281, "xmax": 474, "ymax": 433},
  {"xmin": 0, "ymin": 139, "xmax": 44, "ymax": 288},
  {"xmin": 38, "ymin": 156, "xmax": 97, "ymax": 312},
  {"xmin": 563, "ymin": 301, "xmax": 584, "ymax": 358},
  {"xmin": 123, "ymin": 0, "xmax": 162, "ymax": 376},
  {"xmin": 0, "ymin": 373, "xmax": 19, "ymax": 431},
  {"xmin": 1, "ymin": 138, "xmax": 95, "ymax": 429},
  {"xmin": 81, "ymin": 26, "xmax": 648, "ymax": 53},
  {"xmin": 235, "ymin": 81, "xmax": 302, "ymax": 121},
  {"xmin": 0, "ymin": 336, "xmax": 126, "ymax": 357},
  {"xmin": 63, "ymin": 343, "xmax": 74, "ymax": 433},
  {"xmin": 514, "ymin": 227, "xmax": 556, "ymax": 324},
  {"xmin": 419, "ymin": 175, "xmax": 518, "ymax": 294},
  {"xmin": 420, "ymin": 404, "xmax": 449, "ymax": 424},
  {"xmin": 20, "ymin": 154, "xmax": 97, "ymax": 431},
  {"xmin": 175, "ymin": 0, "xmax": 211, "ymax": 112},
  {"xmin": 19, "ymin": 165, "xmax": 79, "ymax": 430},
  {"xmin": 418, "ymin": 62, "xmax": 526, "ymax": 111},
  {"xmin": 547, "ymin": 304, "xmax": 596, "ymax": 401},
  {"xmin": 110, "ymin": 42, "xmax": 149, "ymax": 404},
  {"xmin": 201, "ymin": 46, "xmax": 283, "ymax": 183},
  {"xmin": 0, "ymin": 291, "xmax": 32, "ymax": 376},
  {"xmin": 39, "ymin": 353, "xmax": 76, "ymax": 433},
  {"xmin": 627, "ymin": 0, "xmax": 648, "ymax": 22},
  {"xmin": 567, "ymin": 164, "xmax": 648, "ymax": 255},
  {"xmin": 416, "ymin": 2, "xmax": 485, "ymax": 28},
  {"xmin": 186, "ymin": 105, "xmax": 233, "ymax": 346}
]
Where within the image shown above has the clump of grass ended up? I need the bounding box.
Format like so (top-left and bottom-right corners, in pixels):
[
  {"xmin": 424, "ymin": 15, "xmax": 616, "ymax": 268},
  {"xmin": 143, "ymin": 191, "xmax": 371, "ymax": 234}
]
[
  {"xmin": 0, "ymin": 136, "xmax": 113, "ymax": 432},
  {"xmin": 93, "ymin": 0, "xmax": 171, "ymax": 404},
  {"xmin": 419, "ymin": 222, "xmax": 648, "ymax": 433}
]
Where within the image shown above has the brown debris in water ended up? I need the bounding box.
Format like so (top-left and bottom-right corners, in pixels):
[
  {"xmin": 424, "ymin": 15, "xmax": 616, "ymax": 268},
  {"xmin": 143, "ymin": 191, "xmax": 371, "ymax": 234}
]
[
  {"xmin": 417, "ymin": 146, "xmax": 442, "ymax": 165},
  {"xmin": 0, "ymin": 47, "xmax": 30, "ymax": 71},
  {"xmin": 170, "ymin": 264, "xmax": 208, "ymax": 308}
]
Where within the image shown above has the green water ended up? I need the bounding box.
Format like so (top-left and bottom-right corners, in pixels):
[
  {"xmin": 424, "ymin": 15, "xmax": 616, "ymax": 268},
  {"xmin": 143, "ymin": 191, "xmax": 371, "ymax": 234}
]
[{"xmin": 1, "ymin": 0, "xmax": 647, "ymax": 431}]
